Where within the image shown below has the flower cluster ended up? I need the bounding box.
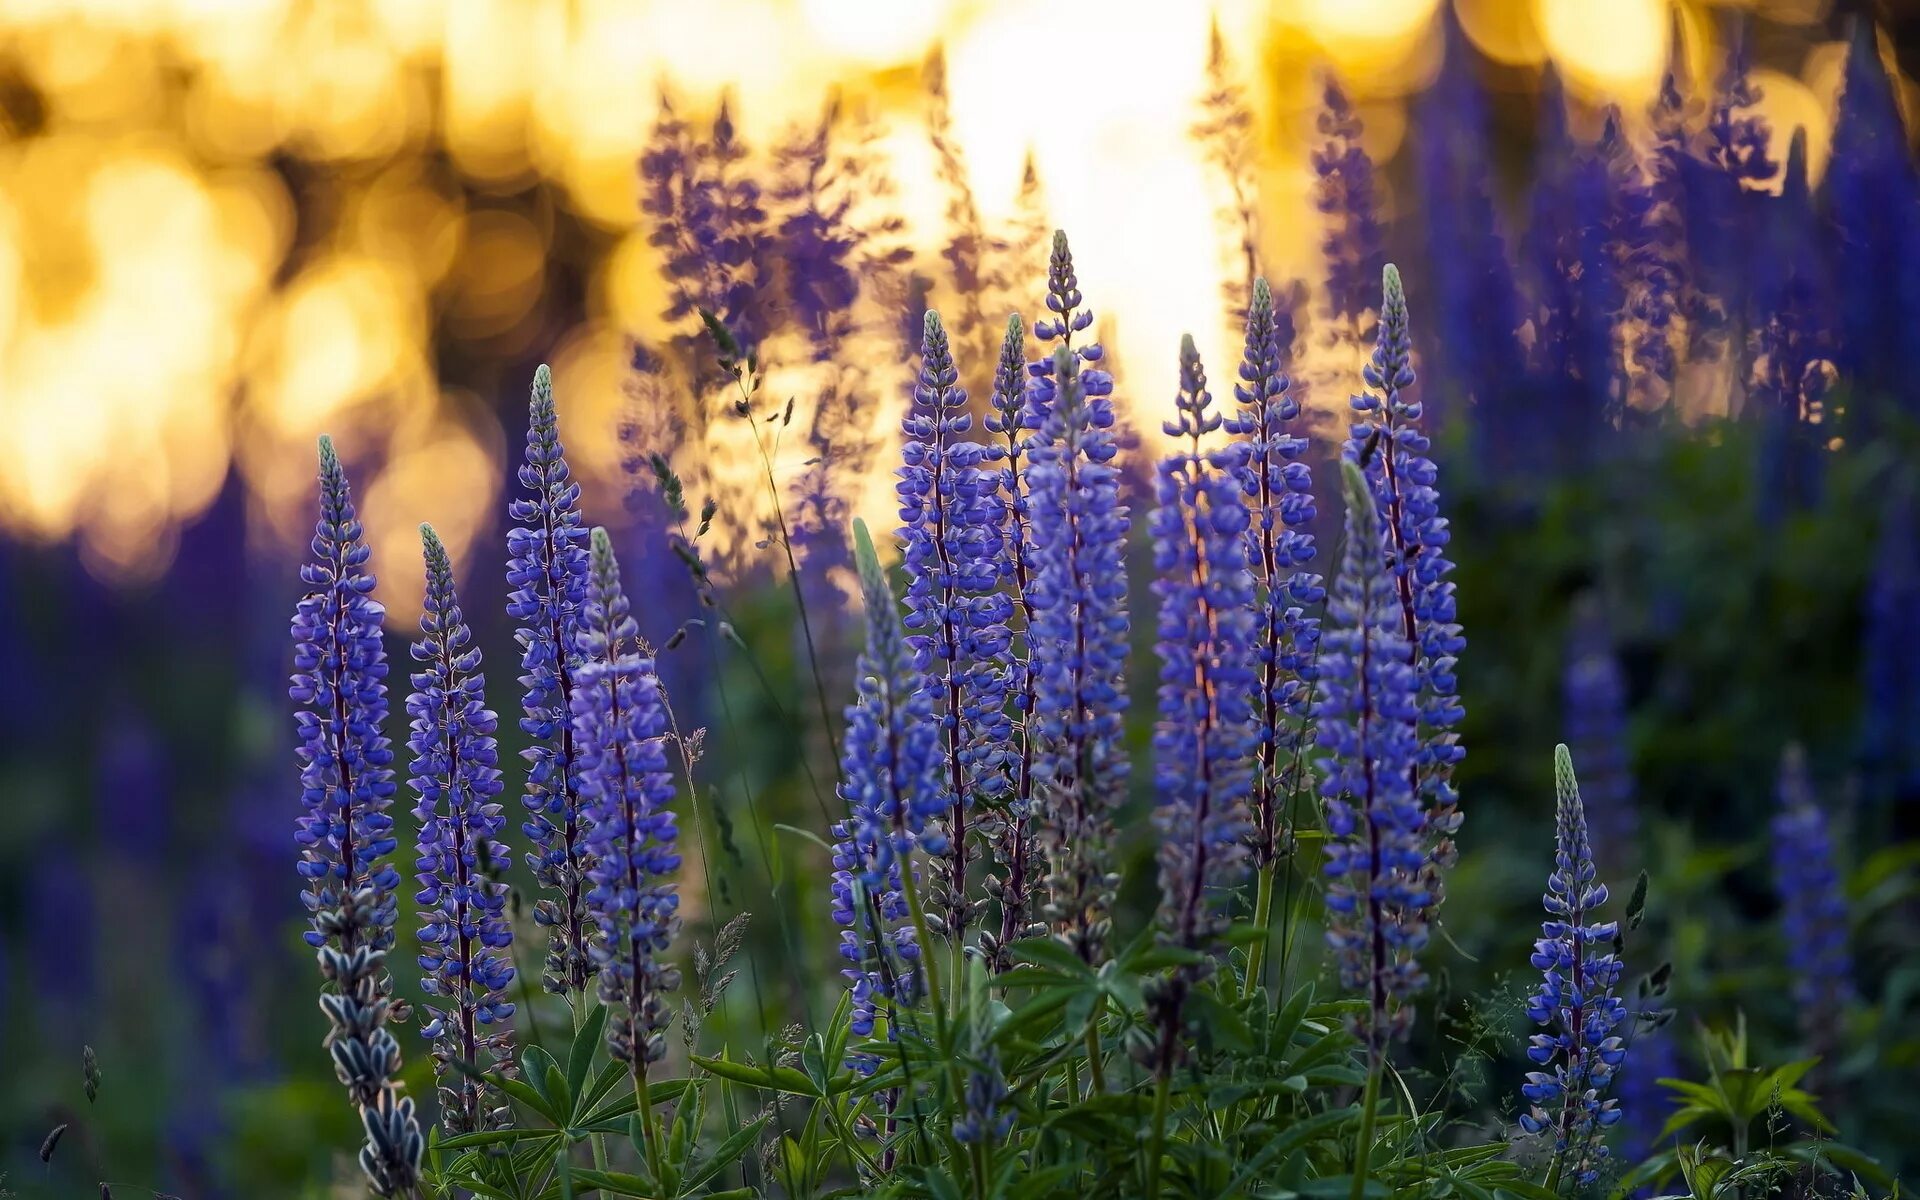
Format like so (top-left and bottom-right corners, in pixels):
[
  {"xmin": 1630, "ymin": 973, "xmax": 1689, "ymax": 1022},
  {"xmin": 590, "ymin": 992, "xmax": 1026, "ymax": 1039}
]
[
  {"xmin": 1347, "ymin": 264, "xmax": 1465, "ymax": 889},
  {"xmin": 980, "ymin": 313, "xmax": 1045, "ymax": 973},
  {"xmin": 571, "ymin": 532, "xmax": 682, "ymax": 1070},
  {"xmin": 1027, "ymin": 338, "xmax": 1131, "ymax": 965},
  {"xmin": 1562, "ymin": 597, "xmax": 1636, "ymax": 878},
  {"xmin": 507, "ymin": 365, "xmax": 597, "ymax": 997},
  {"xmin": 409, "ymin": 524, "xmax": 515, "ymax": 1134},
  {"xmin": 1151, "ymin": 336, "xmax": 1258, "ymax": 956},
  {"xmin": 289, "ymin": 436, "xmax": 422, "ymax": 1197},
  {"xmin": 831, "ymin": 519, "xmax": 944, "ymax": 1041},
  {"xmin": 898, "ymin": 309, "xmax": 1012, "ymax": 942},
  {"xmin": 1518, "ymin": 745, "xmax": 1628, "ymax": 1187},
  {"xmin": 1316, "ymin": 459, "xmax": 1429, "ymax": 1052},
  {"xmin": 1770, "ymin": 746, "xmax": 1853, "ymax": 1036},
  {"xmin": 1225, "ymin": 277, "xmax": 1323, "ymax": 867},
  {"xmin": 1313, "ymin": 76, "xmax": 1387, "ymax": 350}
]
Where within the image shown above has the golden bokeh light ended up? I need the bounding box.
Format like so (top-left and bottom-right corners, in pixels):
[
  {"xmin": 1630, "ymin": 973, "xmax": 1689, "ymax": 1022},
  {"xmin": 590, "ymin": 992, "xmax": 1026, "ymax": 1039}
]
[{"xmin": 0, "ymin": 0, "xmax": 1887, "ymax": 588}]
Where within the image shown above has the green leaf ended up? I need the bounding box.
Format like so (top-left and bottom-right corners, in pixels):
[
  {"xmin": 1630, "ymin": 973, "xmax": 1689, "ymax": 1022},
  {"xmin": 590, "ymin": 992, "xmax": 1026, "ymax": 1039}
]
[
  {"xmin": 522, "ymin": 1045, "xmax": 566, "ymax": 1115},
  {"xmin": 681, "ymin": 1115, "xmax": 773, "ymax": 1193},
  {"xmin": 568, "ymin": 1167, "xmax": 660, "ymax": 1197},
  {"xmin": 496, "ymin": 1073, "xmax": 566, "ymax": 1125},
  {"xmin": 568, "ymin": 1004, "xmax": 609, "ymax": 1106},
  {"xmin": 1009, "ymin": 938, "xmax": 1097, "ymax": 977},
  {"xmin": 435, "ymin": 1128, "xmax": 556, "ymax": 1152},
  {"xmin": 691, "ymin": 1054, "xmax": 819, "ymax": 1097}
]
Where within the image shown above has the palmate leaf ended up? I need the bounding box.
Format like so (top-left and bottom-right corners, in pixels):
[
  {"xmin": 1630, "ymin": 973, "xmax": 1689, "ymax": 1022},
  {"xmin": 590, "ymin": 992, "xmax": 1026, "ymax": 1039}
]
[{"xmin": 690, "ymin": 1053, "xmax": 821, "ymax": 1097}]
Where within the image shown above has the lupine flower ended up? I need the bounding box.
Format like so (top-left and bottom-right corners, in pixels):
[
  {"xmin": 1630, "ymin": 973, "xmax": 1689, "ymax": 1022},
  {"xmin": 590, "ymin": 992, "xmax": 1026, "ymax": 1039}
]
[
  {"xmin": 1317, "ymin": 459, "xmax": 1428, "ymax": 1053},
  {"xmin": 571, "ymin": 530, "xmax": 682, "ymax": 1070},
  {"xmin": 507, "ymin": 365, "xmax": 597, "ymax": 997},
  {"xmin": 1824, "ymin": 18, "xmax": 1920, "ymax": 413},
  {"xmin": 1152, "ymin": 336, "xmax": 1259, "ymax": 956},
  {"xmin": 1771, "ymin": 746, "xmax": 1853, "ymax": 1051},
  {"xmin": 1314, "ymin": 75, "xmax": 1388, "ymax": 357},
  {"xmin": 1029, "ymin": 230, "xmax": 1104, "ymax": 410},
  {"xmin": 1525, "ymin": 81, "xmax": 1625, "ymax": 447},
  {"xmin": 990, "ymin": 153, "xmax": 1053, "ymax": 320},
  {"xmin": 289, "ymin": 436, "xmax": 422, "ymax": 1197},
  {"xmin": 924, "ymin": 48, "xmax": 996, "ymax": 378},
  {"xmin": 410, "ymin": 524, "xmax": 515, "ymax": 1133},
  {"xmin": 1518, "ymin": 745, "xmax": 1628, "ymax": 1188},
  {"xmin": 773, "ymin": 98, "xmax": 910, "ymax": 604},
  {"xmin": 1689, "ymin": 29, "xmax": 1775, "ymax": 365},
  {"xmin": 981, "ymin": 313, "xmax": 1045, "ymax": 973},
  {"xmin": 1346, "ymin": 264, "xmax": 1465, "ymax": 887},
  {"xmin": 1193, "ymin": 20, "xmax": 1261, "ymax": 325},
  {"xmin": 1863, "ymin": 485, "xmax": 1920, "ymax": 798},
  {"xmin": 640, "ymin": 92, "xmax": 770, "ymax": 388},
  {"xmin": 1225, "ymin": 277, "xmax": 1323, "ymax": 869},
  {"xmin": 830, "ymin": 519, "xmax": 942, "ymax": 1044},
  {"xmin": 899, "ymin": 309, "xmax": 1012, "ymax": 943},
  {"xmin": 1615, "ymin": 83, "xmax": 1690, "ymax": 408},
  {"xmin": 1414, "ymin": 8, "xmax": 1524, "ymax": 426},
  {"xmin": 1613, "ymin": 1023, "xmax": 1678, "ymax": 1174},
  {"xmin": 1563, "ymin": 596, "xmax": 1637, "ymax": 879},
  {"xmin": 1028, "ymin": 338, "xmax": 1131, "ymax": 965}
]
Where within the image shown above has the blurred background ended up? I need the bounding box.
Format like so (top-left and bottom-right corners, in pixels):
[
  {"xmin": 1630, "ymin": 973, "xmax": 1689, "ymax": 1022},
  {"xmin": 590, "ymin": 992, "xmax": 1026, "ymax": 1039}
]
[{"xmin": 3, "ymin": 0, "xmax": 1919, "ymax": 1193}]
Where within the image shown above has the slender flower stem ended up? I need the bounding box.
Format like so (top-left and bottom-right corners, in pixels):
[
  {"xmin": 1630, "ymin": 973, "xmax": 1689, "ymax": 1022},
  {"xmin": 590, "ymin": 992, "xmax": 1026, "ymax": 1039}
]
[
  {"xmin": 1351, "ymin": 1052, "xmax": 1383, "ymax": 1200},
  {"xmin": 1242, "ymin": 865, "xmax": 1276, "ymax": 998},
  {"xmin": 1146, "ymin": 1073, "xmax": 1172, "ymax": 1197}
]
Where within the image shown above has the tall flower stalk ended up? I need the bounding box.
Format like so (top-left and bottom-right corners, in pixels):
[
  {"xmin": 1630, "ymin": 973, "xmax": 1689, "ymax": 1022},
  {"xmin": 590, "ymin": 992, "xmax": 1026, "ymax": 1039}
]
[
  {"xmin": 1027, "ymin": 339, "xmax": 1130, "ymax": 967},
  {"xmin": 507, "ymin": 365, "xmax": 597, "ymax": 1000},
  {"xmin": 1226, "ymin": 277, "xmax": 1324, "ymax": 990},
  {"xmin": 570, "ymin": 528, "xmax": 682, "ymax": 1175},
  {"xmin": 832, "ymin": 519, "xmax": 947, "ymax": 1053},
  {"xmin": 982, "ymin": 314, "xmax": 1044, "ymax": 973},
  {"xmin": 289, "ymin": 436, "xmax": 423, "ymax": 1198},
  {"xmin": 1317, "ymin": 458, "xmax": 1431, "ymax": 1200},
  {"xmin": 1143, "ymin": 338, "xmax": 1258, "ymax": 1194},
  {"xmin": 899, "ymin": 310, "xmax": 1011, "ymax": 952},
  {"xmin": 409, "ymin": 524, "xmax": 515, "ymax": 1133},
  {"xmin": 1771, "ymin": 745, "xmax": 1853, "ymax": 1076},
  {"xmin": 1346, "ymin": 264, "xmax": 1464, "ymax": 897},
  {"xmin": 1520, "ymin": 745, "xmax": 1628, "ymax": 1192}
]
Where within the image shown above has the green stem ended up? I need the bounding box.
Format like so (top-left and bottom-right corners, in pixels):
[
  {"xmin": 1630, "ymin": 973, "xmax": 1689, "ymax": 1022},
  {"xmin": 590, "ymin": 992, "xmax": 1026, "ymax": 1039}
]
[
  {"xmin": 632, "ymin": 1056, "xmax": 663, "ymax": 1183},
  {"xmin": 1082, "ymin": 995, "xmax": 1107, "ymax": 1097},
  {"xmin": 1350, "ymin": 1052, "xmax": 1383, "ymax": 1200},
  {"xmin": 898, "ymin": 852, "xmax": 950, "ymax": 1051},
  {"xmin": 1243, "ymin": 866, "xmax": 1277, "ymax": 1002},
  {"xmin": 573, "ymin": 1000, "xmax": 610, "ymax": 1173},
  {"xmin": 1146, "ymin": 1073, "xmax": 1172, "ymax": 1198},
  {"xmin": 970, "ymin": 1140, "xmax": 991, "ymax": 1200}
]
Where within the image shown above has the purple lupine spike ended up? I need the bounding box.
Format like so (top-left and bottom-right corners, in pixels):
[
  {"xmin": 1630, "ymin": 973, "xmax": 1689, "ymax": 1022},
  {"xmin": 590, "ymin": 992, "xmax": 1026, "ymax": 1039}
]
[
  {"xmin": 775, "ymin": 98, "xmax": 911, "ymax": 605},
  {"xmin": 1518, "ymin": 745, "xmax": 1628, "ymax": 1188},
  {"xmin": 1151, "ymin": 336, "xmax": 1259, "ymax": 964},
  {"xmin": 1317, "ymin": 459, "xmax": 1428, "ymax": 1053},
  {"xmin": 831, "ymin": 520, "xmax": 942, "ymax": 1047},
  {"xmin": 1193, "ymin": 19, "xmax": 1261, "ymax": 325},
  {"xmin": 1563, "ymin": 596, "xmax": 1637, "ymax": 880},
  {"xmin": 924, "ymin": 48, "xmax": 997, "ymax": 381},
  {"xmin": 1313, "ymin": 75, "xmax": 1388, "ymax": 360},
  {"xmin": 1524, "ymin": 79, "xmax": 1625, "ymax": 448},
  {"xmin": 1152, "ymin": 339, "xmax": 1257, "ymax": 936},
  {"xmin": 1028, "ymin": 230, "xmax": 1109, "ymax": 422},
  {"xmin": 1027, "ymin": 336, "xmax": 1130, "ymax": 966},
  {"xmin": 1225, "ymin": 277, "xmax": 1324, "ymax": 870},
  {"xmin": 1751, "ymin": 132, "xmax": 1836, "ymax": 521},
  {"xmin": 1614, "ymin": 80, "xmax": 1689, "ymax": 410},
  {"xmin": 289, "ymin": 436, "xmax": 423, "ymax": 1197},
  {"xmin": 899, "ymin": 309, "xmax": 1012, "ymax": 945},
  {"xmin": 981, "ymin": 313, "xmax": 1045, "ymax": 973},
  {"xmin": 410, "ymin": 525, "xmax": 515, "ymax": 1134},
  {"xmin": 571, "ymin": 529, "xmax": 682, "ymax": 1071},
  {"xmin": 1825, "ymin": 18, "xmax": 1920, "ymax": 417},
  {"xmin": 507, "ymin": 365, "xmax": 598, "ymax": 998},
  {"xmin": 1771, "ymin": 746, "xmax": 1853, "ymax": 1057},
  {"xmin": 1612, "ymin": 1022, "xmax": 1678, "ymax": 1172},
  {"xmin": 1415, "ymin": 7, "xmax": 1524, "ymax": 427},
  {"xmin": 1863, "ymin": 484, "xmax": 1920, "ymax": 797},
  {"xmin": 640, "ymin": 91, "xmax": 770, "ymax": 390},
  {"xmin": 1687, "ymin": 28, "xmax": 1776, "ymax": 373},
  {"xmin": 1345, "ymin": 265, "xmax": 1465, "ymax": 893}
]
